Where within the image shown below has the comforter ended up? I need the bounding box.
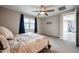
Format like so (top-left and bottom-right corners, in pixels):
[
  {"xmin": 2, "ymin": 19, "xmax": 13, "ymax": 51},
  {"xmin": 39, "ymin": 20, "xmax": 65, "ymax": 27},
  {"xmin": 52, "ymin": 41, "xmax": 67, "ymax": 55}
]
[{"xmin": 8, "ymin": 33, "xmax": 49, "ymax": 53}]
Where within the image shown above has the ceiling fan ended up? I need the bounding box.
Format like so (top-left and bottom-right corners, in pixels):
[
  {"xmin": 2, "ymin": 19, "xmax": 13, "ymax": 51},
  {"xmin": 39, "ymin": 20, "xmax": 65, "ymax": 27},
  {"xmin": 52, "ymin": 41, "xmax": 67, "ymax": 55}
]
[{"xmin": 32, "ymin": 5, "xmax": 55, "ymax": 16}]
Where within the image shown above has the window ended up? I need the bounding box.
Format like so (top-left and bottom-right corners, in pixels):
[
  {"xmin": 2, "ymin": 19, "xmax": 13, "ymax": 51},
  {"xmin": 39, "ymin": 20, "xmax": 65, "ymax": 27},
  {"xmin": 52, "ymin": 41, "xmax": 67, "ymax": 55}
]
[{"xmin": 24, "ymin": 17, "xmax": 35, "ymax": 32}]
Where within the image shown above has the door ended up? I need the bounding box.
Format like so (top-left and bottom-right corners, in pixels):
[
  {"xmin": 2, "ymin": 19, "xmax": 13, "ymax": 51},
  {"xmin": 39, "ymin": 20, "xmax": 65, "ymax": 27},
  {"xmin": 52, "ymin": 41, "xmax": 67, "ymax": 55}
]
[{"xmin": 63, "ymin": 13, "xmax": 76, "ymax": 43}]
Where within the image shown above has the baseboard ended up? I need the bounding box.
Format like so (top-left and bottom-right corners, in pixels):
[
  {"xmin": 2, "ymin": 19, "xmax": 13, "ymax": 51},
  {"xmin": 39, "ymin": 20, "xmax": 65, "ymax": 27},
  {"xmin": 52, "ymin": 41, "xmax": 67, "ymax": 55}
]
[{"xmin": 41, "ymin": 34, "xmax": 59, "ymax": 38}]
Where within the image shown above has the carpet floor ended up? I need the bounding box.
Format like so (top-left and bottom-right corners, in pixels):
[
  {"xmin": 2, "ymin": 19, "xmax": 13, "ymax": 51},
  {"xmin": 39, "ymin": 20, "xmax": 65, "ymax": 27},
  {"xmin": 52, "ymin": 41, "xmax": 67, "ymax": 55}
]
[{"xmin": 40, "ymin": 36, "xmax": 79, "ymax": 53}]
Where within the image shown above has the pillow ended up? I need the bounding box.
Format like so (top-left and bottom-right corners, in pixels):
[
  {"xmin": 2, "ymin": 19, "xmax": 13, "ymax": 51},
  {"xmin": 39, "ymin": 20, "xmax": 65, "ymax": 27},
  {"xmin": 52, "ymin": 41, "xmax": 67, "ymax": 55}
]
[
  {"xmin": 0, "ymin": 35, "xmax": 10, "ymax": 53},
  {"xmin": 0, "ymin": 26, "xmax": 14, "ymax": 39}
]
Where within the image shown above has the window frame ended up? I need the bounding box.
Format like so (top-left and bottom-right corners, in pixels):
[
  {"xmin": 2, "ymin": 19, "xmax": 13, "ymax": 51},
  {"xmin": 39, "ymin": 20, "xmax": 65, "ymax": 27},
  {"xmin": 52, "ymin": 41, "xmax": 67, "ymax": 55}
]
[{"xmin": 24, "ymin": 17, "xmax": 35, "ymax": 32}]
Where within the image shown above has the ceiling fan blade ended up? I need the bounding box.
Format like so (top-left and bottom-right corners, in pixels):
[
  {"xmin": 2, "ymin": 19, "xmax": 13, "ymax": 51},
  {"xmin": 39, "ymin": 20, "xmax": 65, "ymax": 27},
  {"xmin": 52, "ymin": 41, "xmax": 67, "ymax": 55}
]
[
  {"xmin": 33, "ymin": 10, "xmax": 47, "ymax": 12},
  {"xmin": 32, "ymin": 11, "xmax": 41, "ymax": 12},
  {"xmin": 45, "ymin": 9, "xmax": 54, "ymax": 12},
  {"xmin": 33, "ymin": 9, "xmax": 54, "ymax": 12},
  {"xmin": 37, "ymin": 13, "xmax": 40, "ymax": 16},
  {"xmin": 45, "ymin": 12, "xmax": 48, "ymax": 16}
]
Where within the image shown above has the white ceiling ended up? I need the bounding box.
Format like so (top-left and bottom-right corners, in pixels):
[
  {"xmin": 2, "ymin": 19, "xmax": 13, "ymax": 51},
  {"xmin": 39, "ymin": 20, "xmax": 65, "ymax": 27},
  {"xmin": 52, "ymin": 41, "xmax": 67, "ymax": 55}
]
[{"xmin": 0, "ymin": 5, "xmax": 76, "ymax": 18}]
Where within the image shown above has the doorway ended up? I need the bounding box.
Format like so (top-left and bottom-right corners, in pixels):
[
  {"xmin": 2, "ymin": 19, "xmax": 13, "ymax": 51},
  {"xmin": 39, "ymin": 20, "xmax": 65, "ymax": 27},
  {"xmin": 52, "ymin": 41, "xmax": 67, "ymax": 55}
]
[{"xmin": 63, "ymin": 13, "xmax": 76, "ymax": 43}]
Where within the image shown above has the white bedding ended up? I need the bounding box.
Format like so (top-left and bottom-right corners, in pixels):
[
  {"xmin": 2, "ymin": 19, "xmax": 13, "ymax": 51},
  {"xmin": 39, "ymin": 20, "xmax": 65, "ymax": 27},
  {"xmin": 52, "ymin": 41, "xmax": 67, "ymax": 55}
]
[{"xmin": 8, "ymin": 32, "xmax": 49, "ymax": 53}]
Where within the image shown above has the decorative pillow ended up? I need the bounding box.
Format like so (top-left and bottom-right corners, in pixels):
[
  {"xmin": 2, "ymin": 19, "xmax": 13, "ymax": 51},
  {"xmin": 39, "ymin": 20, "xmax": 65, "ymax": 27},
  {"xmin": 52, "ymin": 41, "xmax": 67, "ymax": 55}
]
[
  {"xmin": 0, "ymin": 35, "xmax": 10, "ymax": 53},
  {"xmin": 0, "ymin": 26, "xmax": 14, "ymax": 39}
]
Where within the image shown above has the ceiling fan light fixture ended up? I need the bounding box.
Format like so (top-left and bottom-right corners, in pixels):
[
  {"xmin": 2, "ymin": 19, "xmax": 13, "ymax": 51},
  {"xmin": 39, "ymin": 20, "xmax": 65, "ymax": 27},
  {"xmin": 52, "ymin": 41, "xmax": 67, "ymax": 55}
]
[
  {"xmin": 40, "ymin": 12, "xmax": 44, "ymax": 15},
  {"xmin": 38, "ymin": 12, "xmax": 48, "ymax": 16}
]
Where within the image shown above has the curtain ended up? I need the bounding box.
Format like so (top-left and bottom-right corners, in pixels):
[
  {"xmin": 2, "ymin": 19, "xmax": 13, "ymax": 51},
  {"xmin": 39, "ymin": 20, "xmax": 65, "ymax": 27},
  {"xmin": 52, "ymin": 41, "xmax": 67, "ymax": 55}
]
[
  {"xmin": 34, "ymin": 17, "xmax": 37, "ymax": 33},
  {"xmin": 19, "ymin": 14, "xmax": 25, "ymax": 34}
]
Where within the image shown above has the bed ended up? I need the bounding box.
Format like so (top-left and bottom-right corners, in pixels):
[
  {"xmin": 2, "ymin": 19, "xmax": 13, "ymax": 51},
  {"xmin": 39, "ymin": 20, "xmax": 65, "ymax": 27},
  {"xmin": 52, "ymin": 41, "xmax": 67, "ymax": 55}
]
[
  {"xmin": 9, "ymin": 32, "xmax": 50, "ymax": 53},
  {"xmin": 0, "ymin": 26, "xmax": 51, "ymax": 53}
]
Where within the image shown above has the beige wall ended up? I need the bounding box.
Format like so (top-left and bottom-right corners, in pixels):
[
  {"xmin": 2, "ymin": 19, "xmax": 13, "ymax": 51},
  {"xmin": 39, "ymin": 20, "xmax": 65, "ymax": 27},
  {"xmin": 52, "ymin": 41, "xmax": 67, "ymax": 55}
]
[
  {"xmin": 41, "ymin": 15, "xmax": 60, "ymax": 37},
  {"xmin": 0, "ymin": 7, "xmax": 21, "ymax": 34},
  {"xmin": 37, "ymin": 18, "xmax": 42, "ymax": 34},
  {"xmin": 41, "ymin": 9, "xmax": 76, "ymax": 38},
  {"xmin": 0, "ymin": 7, "xmax": 42, "ymax": 34}
]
